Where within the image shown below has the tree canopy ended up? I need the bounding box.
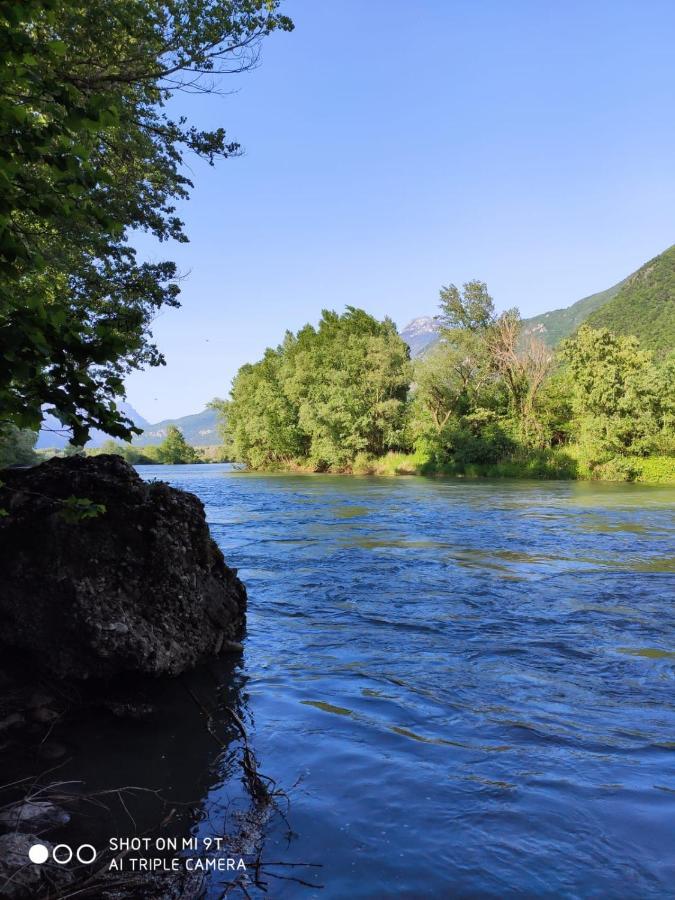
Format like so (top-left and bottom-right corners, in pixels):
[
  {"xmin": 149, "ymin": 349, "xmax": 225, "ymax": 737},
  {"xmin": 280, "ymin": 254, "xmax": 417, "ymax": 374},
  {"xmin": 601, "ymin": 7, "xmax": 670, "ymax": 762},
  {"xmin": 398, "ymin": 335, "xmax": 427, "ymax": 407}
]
[
  {"xmin": 156, "ymin": 424, "xmax": 198, "ymax": 463},
  {"xmin": 221, "ymin": 307, "xmax": 411, "ymax": 469},
  {"xmin": 561, "ymin": 325, "xmax": 669, "ymax": 460},
  {"xmin": 219, "ymin": 288, "xmax": 673, "ymax": 480},
  {"xmin": 0, "ymin": 0, "xmax": 292, "ymax": 445}
]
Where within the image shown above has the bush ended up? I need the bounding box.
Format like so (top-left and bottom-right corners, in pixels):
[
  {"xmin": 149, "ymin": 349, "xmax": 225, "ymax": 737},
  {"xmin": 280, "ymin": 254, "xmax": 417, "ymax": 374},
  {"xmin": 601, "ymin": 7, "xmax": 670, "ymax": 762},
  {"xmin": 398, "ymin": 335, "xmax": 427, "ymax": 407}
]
[
  {"xmin": 632, "ymin": 456, "xmax": 675, "ymax": 484},
  {"xmin": 451, "ymin": 422, "xmax": 516, "ymax": 466},
  {"xmin": 591, "ymin": 457, "xmax": 641, "ymax": 482}
]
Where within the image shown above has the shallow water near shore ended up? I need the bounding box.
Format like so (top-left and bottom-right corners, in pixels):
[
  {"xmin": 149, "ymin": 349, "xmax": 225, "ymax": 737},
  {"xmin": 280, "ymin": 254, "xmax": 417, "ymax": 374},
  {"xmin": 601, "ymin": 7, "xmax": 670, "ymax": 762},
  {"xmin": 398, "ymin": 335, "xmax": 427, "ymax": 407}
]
[
  {"xmin": 131, "ymin": 466, "xmax": 675, "ymax": 897},
  {"xmin": 132, "ymin": 465, "xmax": 675, "ymax": 897}
]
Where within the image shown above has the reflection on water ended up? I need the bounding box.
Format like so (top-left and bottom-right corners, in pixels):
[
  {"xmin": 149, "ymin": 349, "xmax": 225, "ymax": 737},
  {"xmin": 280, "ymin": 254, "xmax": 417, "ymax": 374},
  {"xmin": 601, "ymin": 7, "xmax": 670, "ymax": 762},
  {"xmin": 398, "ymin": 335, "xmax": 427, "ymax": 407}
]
[
  {"xmin": 136, "ymin": 465, "xmax": 675, "ymax": 898},
  {"xmin": 1, "ymin": 657, "xmax": 258, "ymax": 896}
]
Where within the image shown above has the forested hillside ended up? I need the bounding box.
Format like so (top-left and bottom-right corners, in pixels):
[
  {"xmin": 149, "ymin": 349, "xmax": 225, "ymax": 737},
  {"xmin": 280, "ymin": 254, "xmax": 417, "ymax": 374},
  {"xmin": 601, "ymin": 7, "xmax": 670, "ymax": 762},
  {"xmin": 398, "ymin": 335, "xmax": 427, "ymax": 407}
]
[
  {"xmin": 521, "ymin": 281, "xmax": 624, "ymax": 347},
  {"xmin": 585, "ymin": 245, "xmax": 675, "ymax": 357},
  {"xmin": 402, "ymin": 245, "xmax": 675, "ymax": 358},
  {"xmin": 131, "ymin": 407, "xmax": 219, "ymax": 446}
]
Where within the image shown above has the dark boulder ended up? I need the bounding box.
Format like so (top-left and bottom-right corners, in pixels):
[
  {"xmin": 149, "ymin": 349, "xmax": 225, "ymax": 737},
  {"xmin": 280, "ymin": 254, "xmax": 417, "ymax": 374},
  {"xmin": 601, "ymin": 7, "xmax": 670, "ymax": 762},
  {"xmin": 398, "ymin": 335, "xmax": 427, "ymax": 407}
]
[
  {"xmin": 0, "ymin": 455, "xmax": 246, "ymax": 679},
  {"xmin": 0, "ymin": 800, "xmax": 70, "ymax": 832}
]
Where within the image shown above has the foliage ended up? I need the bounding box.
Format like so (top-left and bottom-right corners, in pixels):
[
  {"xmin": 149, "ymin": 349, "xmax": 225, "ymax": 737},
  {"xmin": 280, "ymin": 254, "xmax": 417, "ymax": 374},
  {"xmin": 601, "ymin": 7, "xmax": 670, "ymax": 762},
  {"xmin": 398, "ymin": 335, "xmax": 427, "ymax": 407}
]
[
  {"xmin": 532, "ymin": 367, "xmax": 576, "ymax": 447},
  {"xmin": 561, "ymin": 325, "xmax": 671, "ymax": 462},
  {"xmin": 449, "ymin": 420, "xmax": 517, "ymax": 466},
  {"xmin": 437, "ymin": 280, "xmax": 496, "ymax": 332},
  {"xmin": 223, "ymin": 308, "xmax": 411, "ymax": 469},
  {"xmin": 58, "ymin": 495, "xmax": 106, "ymax": 523},
  {"xmin": 97, "ymin": 437, "xmax": 157, "ymax": 464},
  {"xmin": 221, "ymin": 347, "xmax": 305, "ymax": 469},
  {"xmin": 585, "ymin": 245, "xmax": 675, "ymax": 358},
  {"xmin": 0, "ymin": 0, "xmax": 292, "ymax": 445},
  {"xmin": 344, "ymin": 447, "xmax": 579, "ymax": 480},
  {"xmin": 630, "ymin": 455, "xmax": 675, "ymax": 483},
  {"xmin": 156, "ymin": 425, "xmax": 199, "ymax": 464},
  {"xmin": 0, "ymin": 425, "xmax": 37, "ymax": 468},
  {"xmin": 410, "ymin": 281, "xmax": 555, "ymax": 463},
  {"xmin": 220, "ymin": 280, "xmax": 673, "ymax": 482},
  {"xmin": 286, "ymin": 308, "xmax": 411, "ymax": 467},
  {"xmin": 411, "ymin": 341, "xmax": 487, "ymax": 438}
]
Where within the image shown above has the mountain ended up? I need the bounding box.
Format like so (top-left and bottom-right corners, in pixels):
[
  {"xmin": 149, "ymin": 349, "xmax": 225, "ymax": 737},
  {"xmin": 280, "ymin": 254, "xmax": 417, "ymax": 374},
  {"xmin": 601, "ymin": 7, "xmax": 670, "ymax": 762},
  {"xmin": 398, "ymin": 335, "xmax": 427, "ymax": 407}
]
[
  {"xmin": 400, "ymin": 244, "xmax": 675, "ymax": 358},
  {"xmin": 36, "ymin": 402, "xmax": 150, "ymax": 450},
  {"xmin": 131, "ymin": 406, "xmax": 219, "ymax": 446},
  {"xmin": 584, "ymin": 244, "xmax": 675, "ymax": 356},
  {"xmin": 521, "ymin": 281, "xmax": 625, "ymax": 347},
  {"xmin": 37, "ymin": 404, "xmax": 219, "ymax": 449},
  {"xmin": 399, "ymin": 316, "xmax": 440, "ymax": 357}
]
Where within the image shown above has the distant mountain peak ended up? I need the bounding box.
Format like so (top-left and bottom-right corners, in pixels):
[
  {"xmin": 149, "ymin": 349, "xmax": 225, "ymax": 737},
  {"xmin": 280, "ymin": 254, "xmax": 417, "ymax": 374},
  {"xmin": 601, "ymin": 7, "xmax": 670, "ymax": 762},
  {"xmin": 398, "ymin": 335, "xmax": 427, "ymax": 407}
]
[
  {"xmin": 119, "ymin": 402, "xmax": 150, "ymax": 431},
  {"xmin": 401, "ymin": 315, "xmax": 437, "ymax": 335},
  {"xmin": 400, "ymin": 316, "xmax": 440, "ymax": 357}
]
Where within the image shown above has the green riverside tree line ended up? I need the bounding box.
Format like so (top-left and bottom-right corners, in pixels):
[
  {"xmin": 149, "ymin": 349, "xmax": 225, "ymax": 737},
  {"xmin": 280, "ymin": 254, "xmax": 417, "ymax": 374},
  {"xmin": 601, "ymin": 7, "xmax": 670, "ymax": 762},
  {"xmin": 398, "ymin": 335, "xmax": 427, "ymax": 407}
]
[{"xmin": 214, "ymin": 284, "xmax": 675, "ymax": 482}]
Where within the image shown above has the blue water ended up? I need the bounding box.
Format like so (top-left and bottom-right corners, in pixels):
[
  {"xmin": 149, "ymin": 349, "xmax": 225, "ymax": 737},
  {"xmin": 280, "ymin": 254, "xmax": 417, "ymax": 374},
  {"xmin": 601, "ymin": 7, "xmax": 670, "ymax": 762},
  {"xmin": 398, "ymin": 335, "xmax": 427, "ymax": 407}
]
[{"xmin": 141, "ymin": 465, "xmax": 675, "ymax": 898}]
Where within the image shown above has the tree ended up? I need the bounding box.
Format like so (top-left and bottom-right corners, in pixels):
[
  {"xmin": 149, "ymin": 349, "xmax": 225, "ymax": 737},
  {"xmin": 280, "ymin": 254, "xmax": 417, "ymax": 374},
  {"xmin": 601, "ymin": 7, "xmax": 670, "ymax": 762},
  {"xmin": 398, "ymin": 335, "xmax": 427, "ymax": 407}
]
[
  {"xmin": 208, "ymin": 397, "xmax": 235, "ymax": 460},
  {"xmin": 0, "ymin": 425, "xmax": 37, "ymax": 468},
  {"xmin": 156, "ymin": 425, "xmax": 198, "ymax": 464},
  {"xmin": 413, "ymin": 346, "xmax": 469, "ymax": 434},
  {"xmin": 0, "ymin": 0, "xmax": 293, "ymax": 445},
  {"xmin": 486, "ymin": 310, "xmax": 553, "ymax": 444},
  {"xmin": 561, "ymin": 325, "xmax": 668, "ymax": 459},
  {"xmin": 281, "ymin": 308, "xmax": 411, "ymax": 468},
  {"xmin": 224, "ymin": 308, "xmax": 411, "ymax": 469},
  {"xmin": 226, "ymin": 346, "xmax": 306, "ymax": 468},
  {"xmin": 99, "ymin": 439, "xmax": 126, "ymax": 457},
  {"xmin": 437, "ymin": 281, "xmax": 496, "ymax": 332},
  {"xmin": 433, "ymin": 280, "xmax": 496, "ymax": 417},
  {"xmin": 415, "ymin": 279, "xmax": 558, "ymax": 460}
]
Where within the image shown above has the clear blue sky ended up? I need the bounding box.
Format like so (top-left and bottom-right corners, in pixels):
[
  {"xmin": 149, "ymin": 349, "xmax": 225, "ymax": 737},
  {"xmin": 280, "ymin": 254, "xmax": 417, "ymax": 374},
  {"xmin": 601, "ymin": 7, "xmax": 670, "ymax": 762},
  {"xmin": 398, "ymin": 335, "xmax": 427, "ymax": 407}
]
[{"xmin": 125, "ymin": 0, "xmax": 675, "ymax": 421}]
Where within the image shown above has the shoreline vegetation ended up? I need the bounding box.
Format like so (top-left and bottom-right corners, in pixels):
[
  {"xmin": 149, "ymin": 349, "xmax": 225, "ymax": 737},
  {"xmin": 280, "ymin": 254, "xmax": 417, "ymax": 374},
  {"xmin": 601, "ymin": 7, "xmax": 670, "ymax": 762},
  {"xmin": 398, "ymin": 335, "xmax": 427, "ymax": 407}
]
[
  {"xmin": 35, "ymin": 448, "xmax": 675, "ymax": 483},
  {"xmin": 210, "ymin": 286, "xmax": 675, "ymax": 486},
  {"xmin": 35, "ymin": 439, "xmax": 231, "ymax": 466},
  {"xmin": 233, "ymin": 449, "xmax": 675, "ymax": 483}
]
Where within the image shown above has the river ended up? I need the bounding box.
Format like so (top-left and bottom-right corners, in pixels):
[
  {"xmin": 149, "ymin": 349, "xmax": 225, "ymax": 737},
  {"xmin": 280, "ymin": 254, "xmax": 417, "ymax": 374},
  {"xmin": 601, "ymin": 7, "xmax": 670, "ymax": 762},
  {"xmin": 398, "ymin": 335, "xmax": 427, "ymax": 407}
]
[{"xmin": 130, "ymin": 464, "xmax": 675, "ymax": 897}]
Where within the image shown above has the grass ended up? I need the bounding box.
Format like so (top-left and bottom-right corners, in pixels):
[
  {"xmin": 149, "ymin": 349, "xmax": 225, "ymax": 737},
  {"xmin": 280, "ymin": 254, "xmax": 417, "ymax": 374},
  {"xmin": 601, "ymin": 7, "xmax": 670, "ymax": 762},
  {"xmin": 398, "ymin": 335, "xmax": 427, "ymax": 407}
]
[
  {"xmin": 620, "ymin": 456, "xmax": 675, "ymax": 484},
  {"xmin": 297, "ymin": 447, "xmax": 675, "ymax": 483},
  {"xmin": 349, "ymin": 447, "xmax": 579, "ymax": 479}
]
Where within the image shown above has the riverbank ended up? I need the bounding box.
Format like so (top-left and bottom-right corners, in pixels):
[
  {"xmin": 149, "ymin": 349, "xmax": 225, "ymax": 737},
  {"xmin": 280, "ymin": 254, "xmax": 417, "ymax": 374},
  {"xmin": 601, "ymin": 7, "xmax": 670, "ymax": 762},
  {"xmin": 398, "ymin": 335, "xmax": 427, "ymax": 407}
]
[
  {"xmin": 35, "ymin": 444, "xmax": 232, "ymax": 465},
  {"xmin": 245, "ymin": 448, "xmax": 675, "ymax": 483}
]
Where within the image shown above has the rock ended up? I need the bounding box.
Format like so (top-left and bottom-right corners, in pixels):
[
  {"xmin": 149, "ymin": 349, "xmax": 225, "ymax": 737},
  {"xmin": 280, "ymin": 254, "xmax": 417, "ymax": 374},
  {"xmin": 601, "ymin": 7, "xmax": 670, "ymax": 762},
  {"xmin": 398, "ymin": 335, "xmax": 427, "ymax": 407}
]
[
  {"xmin": 38, "ymin": 741, "xmax": 68, "ymax": 760},
  {"xmin": 0, "ymin": 713, "xmax": 24, "ymax": 733},
  {"xmin": 0, "ymin": 834, "xmax": 72, "ymax": 898},
  {"xmin": 30, "ymin": 707, "xmax": 60, "ymax": 724},
  {"xmin": 0, "ymin": 455, "xmax": 247, "ymax": 680},
  {"xmin": 0, "ymin": 800, "xmax": 70, "ymax": 832},
  {"xmin": 104, "ymin": 700, "xmax": 155, "ymax": 720},
  {"xmin": 27, "ymin": 692, "xmax": 54, "ymax": 709}
]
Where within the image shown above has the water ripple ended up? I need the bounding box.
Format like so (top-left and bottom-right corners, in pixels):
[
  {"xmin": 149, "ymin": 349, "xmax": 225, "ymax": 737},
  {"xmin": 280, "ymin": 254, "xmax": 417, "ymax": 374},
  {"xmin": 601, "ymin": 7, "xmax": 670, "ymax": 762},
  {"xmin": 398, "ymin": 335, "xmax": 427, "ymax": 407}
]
[{"xmin": 141, "ymin": 465, "xmax": 675, "ymax": 898}]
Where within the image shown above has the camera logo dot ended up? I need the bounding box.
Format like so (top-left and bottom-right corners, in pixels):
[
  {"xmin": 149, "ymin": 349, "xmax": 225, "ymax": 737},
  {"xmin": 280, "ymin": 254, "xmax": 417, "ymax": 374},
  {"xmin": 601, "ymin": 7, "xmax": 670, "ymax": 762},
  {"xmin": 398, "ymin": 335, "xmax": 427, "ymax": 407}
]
[
  {"xmin": 28, "ymin": 845, "xmax": 49, "ymax": 865},
  {"xmin": 52, "ymin": 844, "xmax": 73, "ymax": 864},
  {"xmin": 28, "ymin": 843, "xmax": 97, "ymax": 865}
]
